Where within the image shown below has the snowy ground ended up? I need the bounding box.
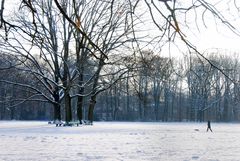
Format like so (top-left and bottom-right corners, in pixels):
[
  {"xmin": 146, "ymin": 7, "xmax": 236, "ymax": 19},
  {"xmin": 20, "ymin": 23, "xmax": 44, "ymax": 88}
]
[{"xmin": 0, "ymin": 121, "xmax": 239, "ymax": 161}]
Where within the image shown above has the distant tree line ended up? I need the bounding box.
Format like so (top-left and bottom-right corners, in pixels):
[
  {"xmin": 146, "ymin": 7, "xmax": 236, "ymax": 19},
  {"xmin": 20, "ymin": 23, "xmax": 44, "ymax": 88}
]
[
  {"xmin": 1, "ymin": 50, "xmax": 240, "ymax": 122},
  {"xmin": 95, "ymin": 51, "xmax": 240, "ymax": 122}
]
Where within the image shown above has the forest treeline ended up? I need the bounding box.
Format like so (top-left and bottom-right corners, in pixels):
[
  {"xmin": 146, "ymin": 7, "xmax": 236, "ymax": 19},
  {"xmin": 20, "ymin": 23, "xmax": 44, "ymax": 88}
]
[{"xmin": 1, "ymin": 51, "xmax": 240, "ymax": 122}]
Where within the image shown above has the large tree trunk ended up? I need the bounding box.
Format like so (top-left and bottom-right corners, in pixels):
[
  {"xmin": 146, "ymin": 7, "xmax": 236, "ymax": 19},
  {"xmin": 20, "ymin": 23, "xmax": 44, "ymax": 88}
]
[
  {"xmin": 87, "ymin": 58, "xmax": 104, "ymax": 124},
  {"xmin": 53, "ymin": 103, "xmax": 61, "ymax": 121},
  {"xmin": 76, "ymin": 65, "xmax": 84, "ymax": 123},
  {"xmin": 75, "ymin": 29, "xmax": 86, "ymax": 124},
  {"xmin": 88, "ymin": 96, "xmax": 96, "ymax": 124},
  {"xmin": 64, "ymin": 93, "xmax": 72, "ymax": 124},
  {"xmin": 61, "ymin": 1, "xmax": 73, "ymax": 125},
  {"xmin": 77, "ymin": 94, "xmax": 83, "ymax": 124},
  {"xmin": 76, "ymin": 57, "xmax": 85, "ymax": 123},
  {"xmin": 53, "ymin": 90, "xmax": 61, "ymax": 121}
]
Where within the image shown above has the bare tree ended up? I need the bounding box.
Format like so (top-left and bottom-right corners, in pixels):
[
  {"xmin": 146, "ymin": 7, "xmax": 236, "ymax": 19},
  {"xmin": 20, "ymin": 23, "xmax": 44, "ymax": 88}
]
[
  {"xmin": 0, "ymin": 0, "xmax": 75, "ymax": 123},
  {"xmin": 69, "ymin": 0, "xmax": 136, "ymax": 123}
]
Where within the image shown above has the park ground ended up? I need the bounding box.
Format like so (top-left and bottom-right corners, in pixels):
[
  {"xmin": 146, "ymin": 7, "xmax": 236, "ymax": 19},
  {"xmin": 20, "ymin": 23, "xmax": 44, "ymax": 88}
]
[{"xmin": 0, "ymin": 121, "xmax": 239, "ymax": 161}]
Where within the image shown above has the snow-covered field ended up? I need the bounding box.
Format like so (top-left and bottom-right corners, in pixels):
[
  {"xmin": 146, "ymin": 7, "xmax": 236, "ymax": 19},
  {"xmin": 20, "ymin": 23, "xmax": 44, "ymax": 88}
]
[{"xmin": 0, "ymin": 121, "xmax": 239, "ymax": 161}]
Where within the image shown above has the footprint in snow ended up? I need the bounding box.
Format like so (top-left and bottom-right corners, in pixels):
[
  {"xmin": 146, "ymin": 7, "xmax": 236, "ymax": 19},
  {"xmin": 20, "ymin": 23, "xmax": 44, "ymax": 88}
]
[{"xmin": 192, "ymin": 156, "xmax": 199, "ymax": 160}]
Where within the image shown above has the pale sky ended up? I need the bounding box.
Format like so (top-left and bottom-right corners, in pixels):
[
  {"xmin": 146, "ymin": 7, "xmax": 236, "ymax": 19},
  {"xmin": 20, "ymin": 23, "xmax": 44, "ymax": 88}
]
[
  {"xmin": 183, "ymin": 0, "xmax": 240, "ymax": 54},
  {"xmin": 146, "ymin": 0, "xmax": 240, "ymax": 57},
  {"xmin": 195, "ymin": 26, "xmax": 240, "ymax": 52}
]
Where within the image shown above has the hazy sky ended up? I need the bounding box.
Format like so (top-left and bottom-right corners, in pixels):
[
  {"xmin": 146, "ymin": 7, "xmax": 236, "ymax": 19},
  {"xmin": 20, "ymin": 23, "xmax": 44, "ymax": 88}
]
[
  {"xmin": 153, "ymin": 0, "xmax": 240, "ymax": 58},
  {"xmin": 182, "ymin": 0, "xmax": 240, "ymax": 53}
]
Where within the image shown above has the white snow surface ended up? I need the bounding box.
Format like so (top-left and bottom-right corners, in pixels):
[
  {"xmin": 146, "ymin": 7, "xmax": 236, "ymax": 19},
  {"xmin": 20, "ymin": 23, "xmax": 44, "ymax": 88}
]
[{"xmin": 0, "ymin": 121, "xmax": 239, "ymax": 161}]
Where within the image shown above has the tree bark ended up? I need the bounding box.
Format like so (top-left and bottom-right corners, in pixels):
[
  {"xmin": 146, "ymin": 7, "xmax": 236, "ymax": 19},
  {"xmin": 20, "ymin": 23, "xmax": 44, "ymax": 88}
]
[
  {"xmin": 88, "ymin": 96, "xmax": 96, "ymax": 124},
  {"xmin": 77, "ymin": 94, "xmax": 83, "ymax": 123},
  {"xmin": 53, "ymin": 90, "xmax": 61, "ymax": 121},
  {"xmin": 64, "ymin": 93, "xmax": 72, "ymax": 124}
]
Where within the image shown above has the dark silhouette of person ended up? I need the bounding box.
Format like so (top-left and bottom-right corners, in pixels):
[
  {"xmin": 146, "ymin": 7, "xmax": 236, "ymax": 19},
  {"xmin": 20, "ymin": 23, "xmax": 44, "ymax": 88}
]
[{"xmin": 207, "ymin": 120, "xmax": 213, "ymax": 132}]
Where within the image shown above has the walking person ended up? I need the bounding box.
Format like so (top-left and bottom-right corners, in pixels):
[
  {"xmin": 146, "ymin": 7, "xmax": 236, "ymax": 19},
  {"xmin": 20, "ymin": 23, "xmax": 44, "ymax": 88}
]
[{"xmin": 206, "ymin": 120, "xmax": 213, "ymax": 132}]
